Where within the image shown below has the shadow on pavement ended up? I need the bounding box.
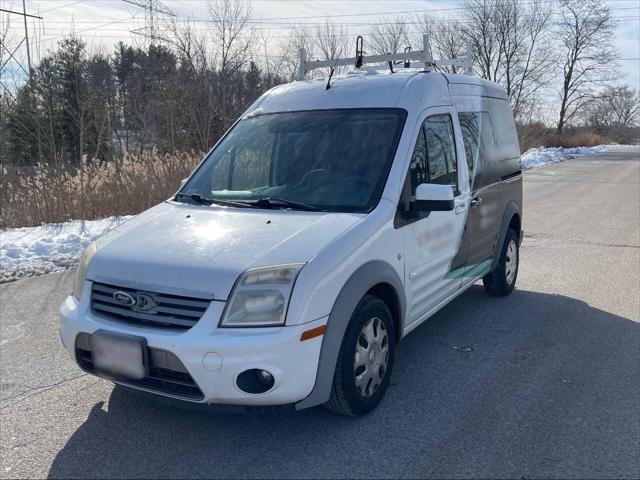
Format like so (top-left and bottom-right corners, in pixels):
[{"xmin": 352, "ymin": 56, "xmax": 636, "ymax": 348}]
[{"xmin": 48, "ymin": 287, "xmax": 640, "ymax": 479}]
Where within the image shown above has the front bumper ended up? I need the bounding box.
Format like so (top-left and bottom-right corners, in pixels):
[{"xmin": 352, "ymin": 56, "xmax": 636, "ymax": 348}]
[{"xmin": 59, "ymin": 283, "xmax": 327, "ymax": 407}]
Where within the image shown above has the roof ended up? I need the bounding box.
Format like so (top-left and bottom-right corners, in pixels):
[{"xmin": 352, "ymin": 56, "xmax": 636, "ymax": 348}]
[{"xmin": 246, "ymin": 69, "xmax": 508, "ymax": 117}]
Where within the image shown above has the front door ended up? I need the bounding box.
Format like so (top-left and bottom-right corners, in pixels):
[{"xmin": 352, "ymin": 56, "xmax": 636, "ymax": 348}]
[{"xmin": 402, "ymin": 109, "xmax": 470, "ymax": 328}]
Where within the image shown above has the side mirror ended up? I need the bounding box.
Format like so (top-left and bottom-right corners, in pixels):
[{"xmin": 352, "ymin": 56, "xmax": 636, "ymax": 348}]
[
  {"xmin": 413, "ymin": 183, "xmax": 454, "ymax": 211},
  {"xmin": 180, "ymin": 178, "xmax": 188, "ymax": 188}
]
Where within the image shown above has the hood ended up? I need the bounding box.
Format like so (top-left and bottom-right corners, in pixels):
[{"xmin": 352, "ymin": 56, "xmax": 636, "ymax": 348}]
[{"xmin": 88, "ymin": 201, "xmax": 362, "ymax": 300}]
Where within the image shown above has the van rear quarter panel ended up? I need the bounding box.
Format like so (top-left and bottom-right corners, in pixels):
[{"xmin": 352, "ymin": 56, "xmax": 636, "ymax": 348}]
[{"xmin": 469, "ymin": 178, "xmax": 522, "ymax": 265}]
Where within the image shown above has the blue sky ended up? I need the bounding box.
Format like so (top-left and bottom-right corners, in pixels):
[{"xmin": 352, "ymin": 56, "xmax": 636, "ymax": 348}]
[{"xmin": 2, "ymin": 0, "xmax": 639, "ymax": 92}]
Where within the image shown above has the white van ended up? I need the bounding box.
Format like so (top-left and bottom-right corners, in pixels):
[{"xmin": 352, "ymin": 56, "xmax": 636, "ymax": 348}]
[{"xmin": 60, "ymin": 47, "xmax": 522, "ymax": 416}]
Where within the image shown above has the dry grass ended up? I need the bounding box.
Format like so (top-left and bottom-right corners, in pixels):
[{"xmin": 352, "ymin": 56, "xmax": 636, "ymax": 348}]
[
  {"xmin": 517, "ymin": 122, "xmax": 554, "ymax": 152},
  {"xmin": 543, "ymin": 132, "xmax": 614, "ymax": 148},
  {"xmin": 518, "ymin": 123, "xmax": 617, "ymax": 152},
  {"xmin": 0, "ymin": 151, "xmax": 203, "ymax": 229},
  {"xmin": 0, "ymin": 128, "xmax": 624, "ymax": 229}
]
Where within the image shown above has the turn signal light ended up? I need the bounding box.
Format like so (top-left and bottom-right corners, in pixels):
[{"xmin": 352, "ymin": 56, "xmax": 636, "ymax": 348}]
[{"xmin": 300, "ymin": 324, "xmax": 327, "ymax": 342}]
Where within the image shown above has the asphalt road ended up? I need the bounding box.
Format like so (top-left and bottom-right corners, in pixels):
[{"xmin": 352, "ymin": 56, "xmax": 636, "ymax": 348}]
[{"xmin": 1, "ymin": 148, "xmax": 639, "ymax": 479}]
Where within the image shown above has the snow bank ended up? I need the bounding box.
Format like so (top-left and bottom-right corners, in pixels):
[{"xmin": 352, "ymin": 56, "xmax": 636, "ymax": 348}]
[
  {"xmin": 0, "ymin": 216, "xmax": 132, "ymax": 283},
  {"xmin": 521, "ymin": 144, "xmax": 623, "ymax": 169}
]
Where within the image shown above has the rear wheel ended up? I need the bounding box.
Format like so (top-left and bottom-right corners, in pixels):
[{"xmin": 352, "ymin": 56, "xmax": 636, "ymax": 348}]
[
  {"xmin": 483, "ymin": 228, "xmax": 519, "ymax": 296},
  {"xmin": 325, "ymin": 295, "xmax": 396, "ymax": 416}
]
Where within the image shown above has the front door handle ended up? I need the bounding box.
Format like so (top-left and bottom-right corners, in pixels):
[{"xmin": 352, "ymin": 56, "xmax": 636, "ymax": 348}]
[{"xmin": 470, "ymin": 197, "xmax": 482, "ymax": 207}]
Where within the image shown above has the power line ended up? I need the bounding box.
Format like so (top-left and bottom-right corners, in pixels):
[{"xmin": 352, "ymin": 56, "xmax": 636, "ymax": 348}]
[
  {"xmin": 0, "ymin": 7, "xmax": 43, "ymax": 20},
  {"xmin": 39, "ymin": 0, "xmax": 87, "ymax": 14},
  {"xmin": 24, "ymin": 0, "xmax": 640, "ymax": 23},
  {"xmin": 8, "ymin": 1, "xmax": 638, "ymax": 54},
  {"xmin": 44, "ymin": 15, "xmax": 139, "ymax": 41},
  {"xmin": 22, "ymin": 10, "xmax": 640, "ymax": 28},
  {"xmin": 28, "ymin": 7, "xmax": 640, "ymax": 25},
  {"xmin": 121, "ymin": 0, "xmax": 175, "ymax": 46},
  {"xmin": 252, "ymin": 0, "xmax": 640, "ymax": 19}
]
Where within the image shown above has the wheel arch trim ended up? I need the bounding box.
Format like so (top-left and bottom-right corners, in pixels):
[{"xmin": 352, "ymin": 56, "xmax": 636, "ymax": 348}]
[
  {"xmin": 490, "ymin": 201, "xmax": 521, "ymax": 271},
  {"xmin": 295, "ymin": 260, "xmax": 405, "ymax": 410}
]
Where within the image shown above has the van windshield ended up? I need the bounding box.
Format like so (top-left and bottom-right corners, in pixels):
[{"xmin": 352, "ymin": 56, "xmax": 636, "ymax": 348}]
[{"xmin": 179, "ymin": 108, "xmax": 407, "ymax": 213}]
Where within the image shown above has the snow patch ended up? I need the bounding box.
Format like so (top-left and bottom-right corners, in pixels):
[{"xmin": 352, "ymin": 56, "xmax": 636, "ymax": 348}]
[
  {"xmin": 521, "ymin": 144, "xmax": 624, "ymax": 170},
  {"xmin": 0, "ymin": 216, "xmax": 132, "ymax": 283}
]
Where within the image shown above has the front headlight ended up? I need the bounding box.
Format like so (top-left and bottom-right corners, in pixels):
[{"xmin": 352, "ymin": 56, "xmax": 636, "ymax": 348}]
[
  {"xmin": 220, "ymin": 264, "xmax": 303, "ymax": 327},
  {"xmin": 72, "ymin": 241, "xmax": 97, "ymax": 301}
]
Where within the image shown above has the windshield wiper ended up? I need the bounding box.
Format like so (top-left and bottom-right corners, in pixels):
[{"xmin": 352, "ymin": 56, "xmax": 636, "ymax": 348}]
[
  {"xmin": 175, "ymin": 192, "xmax": 213, "ymax": 205},
  {"xmin": 175, "ymin": 193, "xmax": 322, "ymax": 211},
  {"xmin": 252, "ymin": 197, "xmax": 324, "ymax": 212},
  {"xmin": 175, "ymin": 192, "xmax": 257, "ymax": 209}
]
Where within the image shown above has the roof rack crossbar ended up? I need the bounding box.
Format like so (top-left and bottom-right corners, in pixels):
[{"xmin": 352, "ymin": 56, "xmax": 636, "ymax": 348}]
[{"xmin": 297, "ymin": 35, "xmax": 473, "ymax": 80}]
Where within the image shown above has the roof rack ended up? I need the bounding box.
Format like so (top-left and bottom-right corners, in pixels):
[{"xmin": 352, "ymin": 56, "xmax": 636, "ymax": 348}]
[{"xmin": 297, "ymin": 35, "xmax": 473, "ymax": 81}]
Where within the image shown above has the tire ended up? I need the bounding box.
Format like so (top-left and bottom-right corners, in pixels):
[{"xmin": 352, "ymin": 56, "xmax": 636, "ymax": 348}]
[
  {"xmin": 324, "ymin": 295, "xmax": 396, "ymax": 416},
  {"xmin": 483, "ymin": 228, "xmax": 519, "ymax": 296}
]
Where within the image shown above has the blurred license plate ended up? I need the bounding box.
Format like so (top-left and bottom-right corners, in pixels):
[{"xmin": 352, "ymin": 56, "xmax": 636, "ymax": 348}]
[{"xmin": 91, "ymin": 332, "xmax": 147, "ymax": 379}]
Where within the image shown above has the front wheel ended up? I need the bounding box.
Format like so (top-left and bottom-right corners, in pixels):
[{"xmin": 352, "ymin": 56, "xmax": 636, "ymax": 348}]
[
  {"xmin": 324, "ymin": 295, "xmax": 396, "ymax": 416},
  {"xmin": 483, "ymin": 228, "xmax": 519, "ymax": 296}
]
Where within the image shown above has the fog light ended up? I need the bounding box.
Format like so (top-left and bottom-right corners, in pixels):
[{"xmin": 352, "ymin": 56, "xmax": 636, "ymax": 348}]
[
  {"xmin": 236, "ymin": 369, "xmax": 275, "ymax": 394},
  {"xmin": 257, "ymin": 370, "xmax": 273, "ymax": 386}
]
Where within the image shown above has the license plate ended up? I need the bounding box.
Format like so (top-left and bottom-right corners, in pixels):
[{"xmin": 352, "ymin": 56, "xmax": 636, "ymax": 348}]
[{"xmin": 90, "ymin": 331, "xmax": 147, "ymax": 380}]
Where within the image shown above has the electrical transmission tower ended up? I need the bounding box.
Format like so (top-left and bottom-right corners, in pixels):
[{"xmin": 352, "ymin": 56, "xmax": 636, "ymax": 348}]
[
  {"xmin": 122, "ymin": 0, "xmax": 175, "ymax": 46},
  {"xmin": 0, "ymin": 1, "xmax": 43, "ymax": 85}
]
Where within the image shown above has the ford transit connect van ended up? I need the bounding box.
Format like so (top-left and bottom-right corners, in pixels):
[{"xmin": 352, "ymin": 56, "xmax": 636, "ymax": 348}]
[{"xmin": 60, "ymin": 47, "xmax": 522, "ymax": 416}]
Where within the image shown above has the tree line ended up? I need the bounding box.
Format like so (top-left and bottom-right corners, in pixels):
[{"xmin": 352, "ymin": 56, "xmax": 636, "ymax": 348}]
[
  {"xmin": 1, "ymin": 0, "xmax": 637, "ymax": 166},
  {"xmin": 2, "ymin": 38, "xmax": 282, "ymax": 165}
]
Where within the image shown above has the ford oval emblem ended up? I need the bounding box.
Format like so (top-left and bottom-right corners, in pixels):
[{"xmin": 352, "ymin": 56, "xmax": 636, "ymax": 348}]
[{"xmin": 113, "ymin": 291, "xmax": 136, "ymax": 306}]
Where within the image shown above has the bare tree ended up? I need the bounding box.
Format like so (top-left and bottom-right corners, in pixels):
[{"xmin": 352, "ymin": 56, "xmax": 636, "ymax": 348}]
[
  {"xmin": 461, "ymin": 0, "xmax": 553, "ymax": 120},
  {"xmin": 315, "ymin": 20, "xmax": 349, "ymax": 76},
  {"xmin": 555, "ymin": 0, "xmax": 618, "ymax": 134},
  {"xmin": 275, "ymin": 26, "xmax": 315, "ymax": 81},
  {"xmin": 367, "ymin": 16, "xmax": 409, "ymax": 55},
  {"xmin": 463, "ymin": 0, "xmax": 500, "ymax": 81},
  {"xmin": 584, "ymin": 86, "xmax": 639, "ymax": 129},
  {"xmin": 208, "ymin": 0, "xmax": 254, "ymax": 127},
  {"xmin": 168, "ymin": 20, "xmax": 209, "ymax": 73},
  {"xmin": 413, "ymin": 14, "xmax": 467, "ymax": 74},
  {"xmin": 509, "ymin": 0, "xmax": 554, "ymax": 121},
  {"xmin": 256, "ymin": 28, "xmax": 285, "ymax": 81}
]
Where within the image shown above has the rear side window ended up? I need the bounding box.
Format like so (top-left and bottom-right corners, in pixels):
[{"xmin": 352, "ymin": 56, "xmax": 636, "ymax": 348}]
[
  {"xmin": 458, "ymin": 111, "xmax": 496, "ymax": 189},
  {"xmin": 487, "ymin": 100, "xmax": 520, "ymax": 161},
  {"xmin": 409, "ymin": 114, "xmax": 458, "ymax": 197}
]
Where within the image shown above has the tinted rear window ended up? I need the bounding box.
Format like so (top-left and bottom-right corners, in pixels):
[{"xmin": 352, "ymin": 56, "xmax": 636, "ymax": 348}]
[
  {"xmin": 459, "ymin": 103, "xmax": 521, "ymax": 190},
  {"xmin": 488, "ymin": 100, "xmax": 520, "ymax": 161}
]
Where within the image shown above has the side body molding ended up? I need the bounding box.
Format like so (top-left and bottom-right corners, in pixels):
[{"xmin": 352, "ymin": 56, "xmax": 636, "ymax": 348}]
[
  {"xmin": 490, "ymin": 200, "xmax": 521, "ymax": 271},
  {"xmin": 295, "ymin": 260, "xmax": 406, "ymax": 410}
]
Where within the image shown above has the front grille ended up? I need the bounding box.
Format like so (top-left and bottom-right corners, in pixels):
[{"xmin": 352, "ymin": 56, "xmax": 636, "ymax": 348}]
[
  {"xmin": 75, "ymin": 333, "xmax": 204, "ymax": 400},
  {"xmin": 91, "ymin": 282, "xmax": 210, "ymax": 331}
]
